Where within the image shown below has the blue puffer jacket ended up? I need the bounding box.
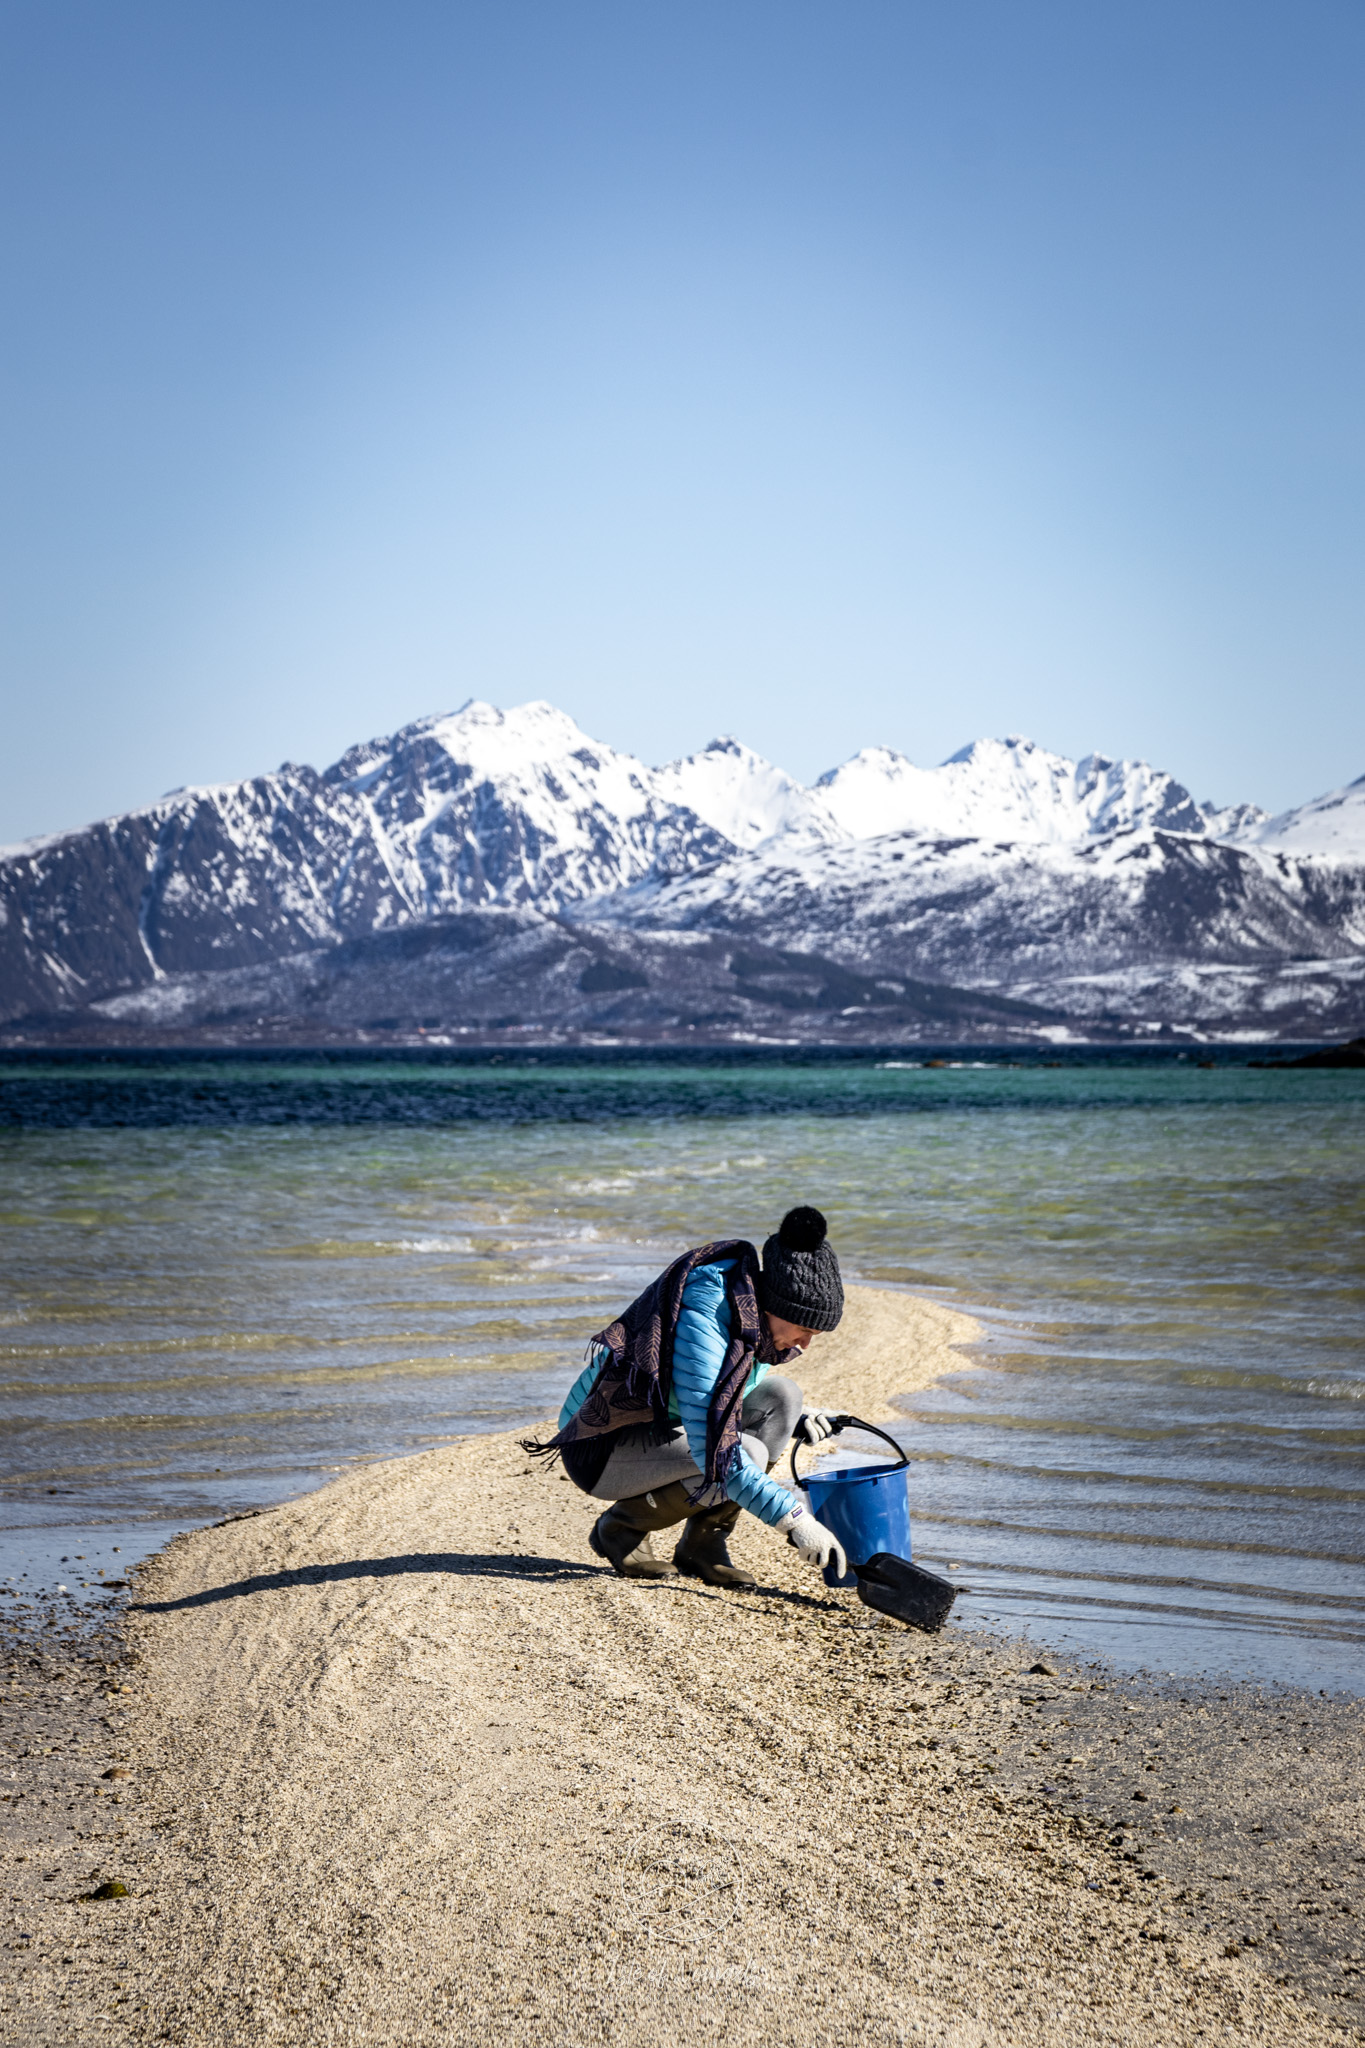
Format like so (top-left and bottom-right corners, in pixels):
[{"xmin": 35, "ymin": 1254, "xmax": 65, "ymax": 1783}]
[{"xmin": 559, "ymin": 1260, "xmax": 798, "ymax": 1526}]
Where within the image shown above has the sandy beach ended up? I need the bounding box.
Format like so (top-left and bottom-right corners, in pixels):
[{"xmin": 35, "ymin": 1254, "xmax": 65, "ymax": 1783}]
[{"xmin": 4, "ymin": 1283, "xmax": 1362, "ymax": 2045}]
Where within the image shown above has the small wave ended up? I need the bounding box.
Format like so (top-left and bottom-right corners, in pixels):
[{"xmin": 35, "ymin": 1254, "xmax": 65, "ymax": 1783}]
[
  {"xmin": 267, "ymin": 1237, "xmax": 473, "ymax": 1258},
  {"xmin": 390, "ymin": 1237, "xmax": 474, "ymax": 1254},
  {"xmin": 1172, "ymin": 1370, "xmax": 1365, "ymax": 1403}
]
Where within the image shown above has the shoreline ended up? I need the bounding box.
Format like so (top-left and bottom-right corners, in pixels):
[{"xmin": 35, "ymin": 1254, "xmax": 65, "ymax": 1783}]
[{"xmin": 3, "ymin": 1285, "xmax": 1362, "ymax": 2044}]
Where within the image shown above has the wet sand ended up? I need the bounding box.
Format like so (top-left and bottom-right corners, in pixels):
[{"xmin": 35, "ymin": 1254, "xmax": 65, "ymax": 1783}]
[{"xmin": 3, "ymin": 1284, "xmax": 1362, "ymax": 2045}]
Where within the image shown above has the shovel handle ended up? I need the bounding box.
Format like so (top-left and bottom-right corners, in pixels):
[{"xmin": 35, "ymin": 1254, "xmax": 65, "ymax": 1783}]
[{"xmin": 788, "ymin": 1413, "xmax": 910, "ymax": 1493}]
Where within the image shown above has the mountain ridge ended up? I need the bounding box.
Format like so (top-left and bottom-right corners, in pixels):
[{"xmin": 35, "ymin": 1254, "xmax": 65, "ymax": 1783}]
[
  {"xmin": 2, "ymin": 699, "xmax": 1361, "ymax": 1045},
  {"xmin": 12, "ymin": 695, "xmax": 1353, "ymax": 863}
]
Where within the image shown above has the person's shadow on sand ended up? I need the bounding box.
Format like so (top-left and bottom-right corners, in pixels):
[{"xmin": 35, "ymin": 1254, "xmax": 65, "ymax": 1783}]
[
  {"xmin": 135, "ymin": 1554, "xmax": 841, "ymax": 1615},
  {"xmin": 134, "ymin": 1552, "xmax": 600, "ymax": 1613}
]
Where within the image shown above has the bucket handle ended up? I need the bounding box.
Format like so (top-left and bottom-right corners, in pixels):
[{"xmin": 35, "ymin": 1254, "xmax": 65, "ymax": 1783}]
[{"xmin": 788, "ymin": 1413, "xmax": 910, "ymax": 1494}]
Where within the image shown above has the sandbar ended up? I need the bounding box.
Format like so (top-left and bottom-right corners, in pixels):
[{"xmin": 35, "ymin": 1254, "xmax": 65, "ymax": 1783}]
[{"xmin": 3, "ymin": 1284, "xmax": 1361, "ymax": 2045}]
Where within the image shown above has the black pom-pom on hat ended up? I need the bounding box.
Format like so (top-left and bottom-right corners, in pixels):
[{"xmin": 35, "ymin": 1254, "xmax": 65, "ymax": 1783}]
[
  {"xmin": 778, "ymin": 1205, "xmax": 827, "ymax": 1252},
  {"xmin": 760, "ymin": 1203, "xmax": 843, "ymax": 1332}
]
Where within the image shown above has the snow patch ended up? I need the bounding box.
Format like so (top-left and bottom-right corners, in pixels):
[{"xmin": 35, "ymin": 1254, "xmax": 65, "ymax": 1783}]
[
  {"xmin": 653, "ymin": 736, "xmax": 842, "ymax": 849},
  {"xmin": 1235, "ymin": 772, "xmax": 1365, "ymax": 862}
]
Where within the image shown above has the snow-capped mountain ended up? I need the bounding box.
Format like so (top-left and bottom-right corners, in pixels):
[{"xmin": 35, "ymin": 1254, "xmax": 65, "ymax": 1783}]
[
  {"xmin": 322, "ymin": 699, "xmax": 732, "ymax": 909},
  {"xmin": 815, "ymin": 735, "xmax": 1207, "ymax": 843},
  {"xmin": 1, "ymin": 699, "xmax": 1362, "ymax": 1043},
  {"xmin": 0, "ymin": 702, "xmax": 731, "ymax": 1019}
]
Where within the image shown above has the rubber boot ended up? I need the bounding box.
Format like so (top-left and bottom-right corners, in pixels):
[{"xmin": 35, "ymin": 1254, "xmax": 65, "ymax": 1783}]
[
  {"xmin": 589, "ymin": 1481, "xmax": 693, "ymax": 1579},
  {"xmin": 673, "ymin": 1498, "xmax": 756, "ymax": 1590}
]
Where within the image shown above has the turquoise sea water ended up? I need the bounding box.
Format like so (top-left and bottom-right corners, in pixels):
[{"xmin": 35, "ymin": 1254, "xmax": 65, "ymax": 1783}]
[{"xmin": 1, "ymin": 1054, "xmax": 1361, "ymax": 1689}]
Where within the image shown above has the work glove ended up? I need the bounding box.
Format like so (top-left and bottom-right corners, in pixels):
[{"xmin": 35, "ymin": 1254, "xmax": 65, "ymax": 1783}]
[
  {"xmin": 794, "ymin": 1409, "xmax": 840, "ymax": 1447},
  {"xmin": 776, "ymin": 1507, "xmax": 848, "ymax": 1580}
]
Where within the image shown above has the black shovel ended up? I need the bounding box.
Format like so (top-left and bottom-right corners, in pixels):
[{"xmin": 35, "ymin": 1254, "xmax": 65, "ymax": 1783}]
[{"xmin": 851, "ymin": 1548, "xmax": 957, "ymax": 1633}]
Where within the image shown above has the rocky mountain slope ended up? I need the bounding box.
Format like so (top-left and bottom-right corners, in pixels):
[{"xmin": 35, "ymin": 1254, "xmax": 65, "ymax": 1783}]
[
  {"xmin": 598, "ymin": 810, "xmax": 1365, "ymax": 980},
  {"xmin": 592, "ymin": 820, "xmax": 1365, "ymax": 1042},
  {"xmin": 2, "ymin": 700, "xmax": 1361, "ymax": 1044},
  {"xmin": 0, "ymin": 704, "xmax": 728, "ymax": 1021}
]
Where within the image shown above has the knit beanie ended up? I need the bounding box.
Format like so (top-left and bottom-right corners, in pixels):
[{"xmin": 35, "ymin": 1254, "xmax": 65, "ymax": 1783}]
[{"xmin": 759, "ymin": 1206, "xmax": 844, "ymax": 1331}]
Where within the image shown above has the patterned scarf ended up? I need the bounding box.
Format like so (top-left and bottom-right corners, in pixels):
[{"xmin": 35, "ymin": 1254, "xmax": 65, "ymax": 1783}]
[{"xmin": 522, "ymin": 1238, "xmax": 773, "ymax": 1492}]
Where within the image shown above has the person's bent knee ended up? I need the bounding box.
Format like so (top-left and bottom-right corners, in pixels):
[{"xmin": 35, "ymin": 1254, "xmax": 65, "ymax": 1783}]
[
  {"xmin": 756, "ymin": 1371, "xmax": 804, "ymax": 1429},
  {"xmin": 740, "ymin": 1372, "xmax": 804, "ymax": 1463}
]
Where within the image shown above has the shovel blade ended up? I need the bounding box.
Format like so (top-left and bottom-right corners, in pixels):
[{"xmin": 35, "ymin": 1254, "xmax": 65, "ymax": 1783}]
[{"xmin": 855, "ymin": 1551, "xmax": 957, "ymax": 1633}]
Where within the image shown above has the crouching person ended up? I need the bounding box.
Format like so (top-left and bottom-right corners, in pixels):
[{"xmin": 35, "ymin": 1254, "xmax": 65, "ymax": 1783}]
[{"xmin": 524, "ymin": 1207, "xmax": 849, "ymax": 1588}]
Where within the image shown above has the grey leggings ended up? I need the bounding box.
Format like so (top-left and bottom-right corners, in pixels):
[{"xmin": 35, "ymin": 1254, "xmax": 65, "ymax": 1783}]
[{"xmin": 588, "ymin": 1373, "xmax": 804, "ymax": 1503}]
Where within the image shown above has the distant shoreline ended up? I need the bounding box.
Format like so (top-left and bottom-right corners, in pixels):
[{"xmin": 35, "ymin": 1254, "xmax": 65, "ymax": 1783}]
[{"xmin": 0, "ymin": 1037, "xmax": 1342, "ymax": 1066}]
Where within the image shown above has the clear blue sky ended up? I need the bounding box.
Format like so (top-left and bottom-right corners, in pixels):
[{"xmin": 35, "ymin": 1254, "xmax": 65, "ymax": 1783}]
[{"xmin": 2, "ymin": 0, "xmax": 1362, "ymax": 841}]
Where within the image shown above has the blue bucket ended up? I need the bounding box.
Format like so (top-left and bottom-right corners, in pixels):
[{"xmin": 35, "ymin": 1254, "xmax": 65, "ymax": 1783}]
[{"xmin": 790, "ymin": 1417, "xmax": 913, "ymax": 1589}]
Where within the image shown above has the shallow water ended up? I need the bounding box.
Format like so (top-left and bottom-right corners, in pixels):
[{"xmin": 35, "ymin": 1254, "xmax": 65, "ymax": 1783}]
[{"xmin": 1, "ymin": 1054, "xmax": 1361, "ymax": 1689}]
